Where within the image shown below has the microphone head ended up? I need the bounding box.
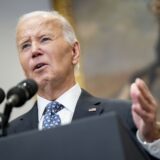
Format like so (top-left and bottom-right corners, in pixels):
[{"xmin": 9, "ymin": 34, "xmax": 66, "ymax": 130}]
[
  {"xmin": 7, "ymin": 79, "xmax": 38, "ymax": 107},
  {"xmin": 7, "ymin": 87, "xmax": 26, "ymax": 107},
  {"xmin": 17, "ymin": 79, "xmax": 38, "ymax": 99},
  {"xmin": 0, "ymin": 88, "xmax": 5, "ymax": 104}
]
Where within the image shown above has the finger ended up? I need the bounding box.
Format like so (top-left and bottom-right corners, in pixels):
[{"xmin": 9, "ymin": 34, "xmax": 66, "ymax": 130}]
[
  {"xmin": 132, "ymin": 103, "xmax": 155, "ymax": 123},
  {"xmin": 135, "ymin": 78, "xmax": 157, "ymax": 106},
  {"xmin": 131, "ymin": 83, "xmax": 154, "ymax": 113},
  {"xmin": 135, "ymin": 78, "xmax": 152, "ymax": 102},
  {"xmin": 130, "ymin": 81, "xmax": 156, "ymax": 113},
  {"xmin": 137, "ymin": 92, "xmax": 154, "ymax": 113},
  {"xmin": 130, "ymin": 83, "xmax": 139, "ymax": 103}
]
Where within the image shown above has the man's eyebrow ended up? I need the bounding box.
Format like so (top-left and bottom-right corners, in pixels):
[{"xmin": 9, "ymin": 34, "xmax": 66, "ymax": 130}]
[
  {"xmin": 38, "ymin": 33, "xmax": 51, "ymax": 38},
  {"xmin": 40, "ymin": 32, "xmax": 56, "ymax": 37},
  {"xmin": 18, "ymin": 39, "xmax": 30, "ymax": 46}
]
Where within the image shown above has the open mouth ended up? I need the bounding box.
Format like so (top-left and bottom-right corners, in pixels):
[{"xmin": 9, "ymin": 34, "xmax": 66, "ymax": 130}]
[{"xmin": 33, "ymin": 63, "xmax": 47, "ymax": 71}]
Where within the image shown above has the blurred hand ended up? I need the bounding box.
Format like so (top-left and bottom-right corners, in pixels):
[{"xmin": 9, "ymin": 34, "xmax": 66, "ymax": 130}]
[{"xmin": 130, "ymin": 78, "xmax": 160, "ymax": 142}]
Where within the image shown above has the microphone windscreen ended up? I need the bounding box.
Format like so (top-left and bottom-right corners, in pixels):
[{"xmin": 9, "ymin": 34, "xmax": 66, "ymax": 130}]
[
  {"xmin": 7, "ymin": 79, "xmax": 38, "ymax": 107},
  {"xmin": 17, "ymin": 79, "xmax": 38, "ymax": 99},
  {"xmin": 0, "ymin": 88, "xmax": 5, "ymax": 104}
]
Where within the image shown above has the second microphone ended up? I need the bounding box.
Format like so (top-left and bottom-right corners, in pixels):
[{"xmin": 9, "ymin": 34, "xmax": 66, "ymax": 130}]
[{"xmin": 6, "ymin": 79, "xmax": 38, "ymax": 107}]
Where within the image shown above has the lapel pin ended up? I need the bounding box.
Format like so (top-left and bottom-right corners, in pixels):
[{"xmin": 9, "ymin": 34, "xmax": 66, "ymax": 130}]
[{"xmin": 88, "ymin": 108, "xmax": 97, "ymax": 112}]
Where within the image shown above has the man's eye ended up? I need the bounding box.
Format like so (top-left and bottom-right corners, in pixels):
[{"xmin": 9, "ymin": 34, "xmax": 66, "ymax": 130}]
[
  {"xmin": 41, "ymin": 37, "xmax": 50, "ymax": 42},
  {"xmin": 21, "ymin": 43, "xmax": 31, "ymax": 50}
]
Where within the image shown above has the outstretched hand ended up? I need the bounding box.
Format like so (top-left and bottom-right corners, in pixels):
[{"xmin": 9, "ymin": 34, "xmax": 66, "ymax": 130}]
[{"xmin": 130, "ymin": 78, "xmax": 160, "ymax": 142}]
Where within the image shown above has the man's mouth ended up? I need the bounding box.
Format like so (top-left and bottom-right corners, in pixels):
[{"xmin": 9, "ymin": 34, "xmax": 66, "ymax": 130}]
[{"xmin": 33, "ymin": 63, "xmax": 47, "ymax": 71}]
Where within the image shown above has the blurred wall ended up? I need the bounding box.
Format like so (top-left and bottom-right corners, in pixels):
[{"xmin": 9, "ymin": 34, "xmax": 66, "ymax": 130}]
[{"xmin": 72, "ymin": 0, "xmax": 158, "ymax": 98}]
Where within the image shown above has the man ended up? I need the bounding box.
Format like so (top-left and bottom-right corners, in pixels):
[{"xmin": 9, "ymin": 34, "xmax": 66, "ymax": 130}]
[{"xmin": 7, "ymin": 11, "xmax": 160, "ymax": 159}]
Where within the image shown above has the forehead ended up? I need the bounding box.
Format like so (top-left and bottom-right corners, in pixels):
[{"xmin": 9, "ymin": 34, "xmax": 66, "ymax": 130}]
[{"xmin": 16, "ymin": 16, "xmax": 62, "ymax": 42}]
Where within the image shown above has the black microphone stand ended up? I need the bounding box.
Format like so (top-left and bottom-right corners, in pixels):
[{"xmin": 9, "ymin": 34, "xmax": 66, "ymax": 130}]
[
  {"xmin": 0, "ymin": 103, "xmax": 13, "ymax": 137},
  {"xmin": 0, "ymin": 112, "xmax": 5, "ymax": 137}
]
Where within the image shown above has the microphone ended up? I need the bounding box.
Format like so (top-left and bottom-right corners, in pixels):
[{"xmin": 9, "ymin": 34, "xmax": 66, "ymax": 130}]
[
  {"xmin": 6, "ymin": 79, "xmax": 38, "ymax": 107},
  {"xmin": 0, "ymin": 88, "xmax": 5, "ymax": 104},
  {"xmin": 1, "ymin": 79, "xmax": 38, "ymax": 136}
]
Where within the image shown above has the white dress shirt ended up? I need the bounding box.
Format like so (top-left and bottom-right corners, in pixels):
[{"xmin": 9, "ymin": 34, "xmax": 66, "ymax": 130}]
[{"xmin": 37, "ymin": 83, "xmax": 81, "ymax": 130}]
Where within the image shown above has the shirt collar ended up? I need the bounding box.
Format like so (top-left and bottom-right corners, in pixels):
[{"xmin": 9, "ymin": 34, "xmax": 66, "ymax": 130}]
[{"xmin": 37, "ymin": 83, "xmax": 81, "ymax": 122}]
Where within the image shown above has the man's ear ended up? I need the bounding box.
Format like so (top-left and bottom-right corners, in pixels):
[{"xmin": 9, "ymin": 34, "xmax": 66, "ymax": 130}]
[{"xmin": 72, "ymin": 41, "xmax": 80, "ymax": 65}]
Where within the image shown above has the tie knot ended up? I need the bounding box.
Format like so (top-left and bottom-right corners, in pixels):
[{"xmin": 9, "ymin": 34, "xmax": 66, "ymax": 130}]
[{"xmin": 45, "ymin": 101, "xmax": 64, "ymax": 114}]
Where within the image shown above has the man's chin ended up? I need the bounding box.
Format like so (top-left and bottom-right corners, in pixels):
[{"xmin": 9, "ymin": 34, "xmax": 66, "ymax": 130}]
[
  {"xmin": 26, "ymin": 76, "xmax": 41, "ymax": 87},
  {"xmin": 36, "ymin": 78, "xmax": 50, "ymax": 86}
]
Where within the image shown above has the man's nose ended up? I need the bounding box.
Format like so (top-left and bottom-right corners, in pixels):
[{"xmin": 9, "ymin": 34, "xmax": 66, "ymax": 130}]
[{"xmin": 31, "ymin": 42, "xmax": 42, "ymax": 58}]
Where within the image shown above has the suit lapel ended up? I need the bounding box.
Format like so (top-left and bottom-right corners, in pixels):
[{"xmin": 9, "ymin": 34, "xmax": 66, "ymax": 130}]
[
  {"xmin": 72, "ymin": 89, "xmax": 104, "ymax": 121},
  {"xmin": 19, "ymin": 102, "xmax": 38, "ymax": 130},
  {"xmin": 30, "ymin": 102, "xmax": 38, "ymax": 129}
]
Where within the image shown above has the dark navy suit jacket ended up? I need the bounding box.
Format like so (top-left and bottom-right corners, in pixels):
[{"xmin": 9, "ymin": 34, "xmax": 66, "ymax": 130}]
[{"xmin": 7, "ymin": 89, "xmax": 158, "ymax": 160}]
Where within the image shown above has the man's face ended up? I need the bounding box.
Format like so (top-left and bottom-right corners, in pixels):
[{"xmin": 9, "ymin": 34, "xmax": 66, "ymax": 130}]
[{"xmin": 16, "ymin": 16, "xmax": 79, "ymax": 89}]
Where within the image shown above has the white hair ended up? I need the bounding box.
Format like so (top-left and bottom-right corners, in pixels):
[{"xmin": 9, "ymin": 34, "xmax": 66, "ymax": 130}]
[{"xmin": 16, "ymin": 10, "xmax": 78, "ymax": 45}]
